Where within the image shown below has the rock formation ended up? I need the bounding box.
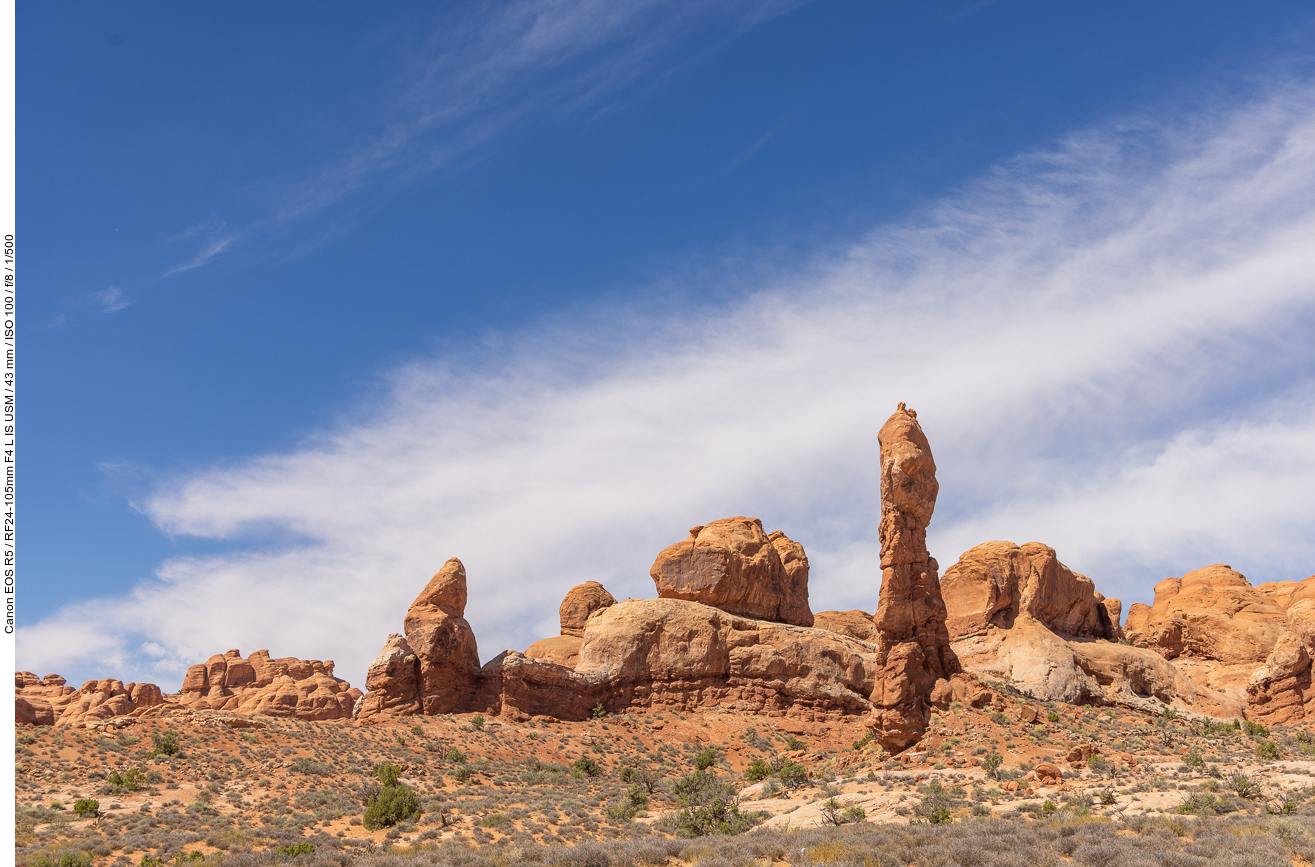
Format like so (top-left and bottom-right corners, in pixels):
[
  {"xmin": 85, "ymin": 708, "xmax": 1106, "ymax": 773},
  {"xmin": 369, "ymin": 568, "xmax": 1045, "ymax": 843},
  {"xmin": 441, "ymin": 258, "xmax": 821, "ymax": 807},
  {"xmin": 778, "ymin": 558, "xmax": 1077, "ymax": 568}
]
[
  {"xmin": 478, "ymin": 599, "xmax": 877, "ymax": 721},
  {"xmin": 866, "ymin": 404, "xmax": 960, "ymax": 752},
  {"xmin": 1245, "ymin": 575, "xmax": 1315, "ymax": 724},
  {"xmin": 525, "ymin": 581, "xmax": 617, "ymax": 669},
  {"xmin": 650, "ymin": 518, "xmax": 813, "ymax": 627},
  {"xmin": 15, "ymin": 673, "xmax": 166, "ymax": 727},
  {"xmin": 178, "ymin": 649, "xmax": 360, "ymax": 721},
  {"xmin": 357, "ymin": 558, "xmax": 481, "ymax": 720},
  {"xmin": 942, "ymin": 542, "xmax": 1244, "ymax": 719},
  {"xmin": 813, "ymin": 610, "xmax": 878, "ymax": 643},
  {"xmin": 15, "ymin": 673, "xmax": 77, "ymax": 725},
  {"xmin": 57, "ymin": 679, "xmax": 165, "ymax": 727},
  {"xmin": 1125, "ymin": 565, "xmax": 1288, "ymax": 699}
]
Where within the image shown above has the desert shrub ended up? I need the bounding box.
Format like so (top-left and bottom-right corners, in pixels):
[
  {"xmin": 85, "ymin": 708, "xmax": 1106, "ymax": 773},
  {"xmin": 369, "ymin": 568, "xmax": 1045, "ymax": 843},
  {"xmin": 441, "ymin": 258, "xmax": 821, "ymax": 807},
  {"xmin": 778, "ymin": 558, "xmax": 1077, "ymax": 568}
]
[
  {"xmin": 290, "ymin": 758, "xmax": 333, "ymax": 776},
  {"xmin": 851, "ymin": 732, "xmax": 873, "ymax": 751},
  {"xmin": 1232, "ymin": 773, "xmax": 1263, "ymax": 800},
  {"xmin": 453, "ymin": 766, "xmax": 474, "ymax": 783},
  {"xmin": 1244, "ymin": 720, "xmax": 1270, "ymax": 737},
  {"xmin": 1257, "ymin": 740, "xmax": 1281, "ymax": 760},
  {"xmin": 72, "ymin": 798, "xmax": 100, "ymax": 818},
  {"xmin": 744, "ymin": 759, "xmax": 770, "ymax": 783},
  {"xmin": 446, "ymin": 748, "xmax": 467, "ymax": 763},
  {"xmin": 693, "ymin": 748, "xmax": 718, "ymax": 771},
  {"xmin": 105, "ymin": 766, "xmax": 146, "ymax": 792},
  {"xmin": 618, "ymin": 765, "xmax": 661, "ymax": 793},
  {"xmin": 374, "ymin": 763, "xmax": 402, "ymax": 786},
  {"xmin": 1183, "ymin": 752, "xmax": 1204, "ymax": 770},
  {"xmin": 819, "ymin": 798, "xmax": 865, "ymax": 826},
  {"xmin": 665, "ymin": 770, "xmax": 755, "ymax": 837},
  {"xmin": 31, "ymin": 851, "xmax": 94, "ymax": 867},
  {"xmin": 471, "ymin": 714, "xmax": 486, "ymax": 731},
  {"xmin": 274, "ymin": 842, "xmax": 315, "ymax": 857},
  {"xmin": 784, "ymin": 735, "xmax": 806, "ymax": 751},
  {"xmin": 606, "ymin": 784, "xmax": 650, "ymax": 822},
  {"xmin": 981, "ymin": 752, "xmax": 1003, "ymax": 779},
  {"xmin": 480, "ymin": 814, "xmax": 510, "ymax": 828},
  {"xmin": 410, "ymin": 725, "xmax": 424, "ymax": 736},
  {"xmin": 592, "ymin": 704, "xmax": 608, "ymax": 719},
  {"xmin": 363, "ymin": 782, "xmax": 421, "ymax": 830},
  {"xmin": 773, "ymin": 758, "xmax": 808, "ymax": 788},
  {"xmin": 572, "ymin": 757, "xmax": 602, "ymax": 778},
  {"xmin": 149, "ymin": 731, "xmax": 181, "ymax": 758},
  {"xmin": 1047, "ymin": 711, "xmax": 1060, "ymax": 723}
]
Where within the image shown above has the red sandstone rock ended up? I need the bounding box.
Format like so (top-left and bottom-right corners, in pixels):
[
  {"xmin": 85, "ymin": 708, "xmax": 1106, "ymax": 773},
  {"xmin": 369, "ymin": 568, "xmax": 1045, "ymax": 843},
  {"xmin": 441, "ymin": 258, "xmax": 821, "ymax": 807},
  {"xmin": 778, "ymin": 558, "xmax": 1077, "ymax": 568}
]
[
  {"xmin": 768, "ymin": 531, "xmax": 814, "ymax": 628},
  {"xmin": 1034, "ymin": 762, "xmax": 1063, "ymax": 785},
  {"xmin": 650, "ymin": 517, "xmax": 812, "ymax": 627},
  {"xmin": 358, "ymin": 558, "xmax": 481, "ymax": 721},
  {"xmin": 56, "ymin": 678, "xmax": 166, "ymax": 727},
  {"xmin": 813, "ymin": 610, "xmax": 879, "ymax": 643},
  {"xmin": 558, "ymin": 582, "xmax": 617, "ymax": 637},
  {"xmin": 1247, "ymin": 582, "xmax": 1315, "ymax": 725},
  {"xmin": 867, "ymin": 404, "xmax": 960, "ymax": 753},
  {"xmin": 179, "ymin": 649, "xmax": 359, "ymax": 721}
]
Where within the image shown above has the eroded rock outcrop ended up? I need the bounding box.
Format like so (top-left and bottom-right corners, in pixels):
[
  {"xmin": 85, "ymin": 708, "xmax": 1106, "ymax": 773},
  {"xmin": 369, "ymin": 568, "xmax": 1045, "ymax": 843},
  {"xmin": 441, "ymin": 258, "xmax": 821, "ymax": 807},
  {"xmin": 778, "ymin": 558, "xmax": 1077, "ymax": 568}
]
[
  {"xmin": 1125, "ymin": 565, "xmax": 1290, "ymax": 700},
  {"xmin": 1246, "ymin": 576, "xmax": 1315, "ymax": 724},
  {"xmin": 179, "ymin": 649, "xmax": 360, "ymax": 721},
  {"xmin": 942, "ymin": 543, "xmax": 1243, "ymax": 719},
  {"xmin": 483, "ymin": 598, "xmax": 877, "ymax": 720},
  {"xmin": 357, "ymin": 558, "xmax": 481, "ymax": 720},
  {"xmin": 867, "ymin": 404, "xmax": 960, "ymax": 752},
  {"xmin": 525, "ymin": 581, "xmax": 618, "ymax": 668},
  {"xmin": 15, "ymin": 673, "xmax": 78, "ymax": 725},
  {"xmin": 650, "ymin": 518, "xmax": 813, "ymax": 627},
  {"xmin": 57, "ymin": 679, "xmax": 166, "ymax": 727},
  {"xmin": 814, "ymin": 610, "xmax": 879, "ymax": 643}
]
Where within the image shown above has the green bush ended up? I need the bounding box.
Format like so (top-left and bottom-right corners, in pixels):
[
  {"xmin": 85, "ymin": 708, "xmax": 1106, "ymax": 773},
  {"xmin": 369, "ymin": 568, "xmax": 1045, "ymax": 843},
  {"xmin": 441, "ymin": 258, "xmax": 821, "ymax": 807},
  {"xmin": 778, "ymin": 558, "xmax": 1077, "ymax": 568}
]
[
  {"xmin": 363, "ymin": 781, "xmax": 421, "ymax": 830},
  {"xmin": 592, "ymin": 703, "xmax": 608, "ymax": 719},
  {"xmin": 851, "ymin": 731, "xmax": 873, "ymax": 751},
  {"xmin": 471, "ymin": 714, "xmax": 486, "ymax": 730},
  {"xmin": 374, "ymin": 763, "xmax": 402, "ymax": 787},
  {"xmin": 572, "ymin": 756, "xmax": 602, "ymax": 777},
  {"xmin": 744, "ymin": 759, "xmax": 771, "ymax": 783},
  {"xmin": 989, "ymin": 711, "xmax": 1008, "ymax": 725},
  {"xmin": 784, "ymin": 735, "xmax": 806, "ymax": 751},
  {"xmin": 606, "ymin": 784, "xmax": 650, "ymax": 822},
  {"xmin": 981, "ymin": 752, "xmax": 1003, "ymax": 779},
  {"xmin": 694, "ymin": 747, "xmax": 718, "ymax": 771},
  {"xmin": 668, "ymin": 770, "xmax": 754, "ymax": 837},
  {"xmin": 1256, "ymin": 740, "xmax": 1280, "ymax": 760},
  {"xmin": 149, "ymin": 730, "xmax": 181, "ymax": 757},
  {"xmin": 773, "ymin": 757, "xmax": 808, "ymax": 788},
  {"xmin": 1046, "ymin": 711, "xmax": 1060, "ymax": 723},
  {"xmin": 446, "ymin": 747, "xmax": 467, "ymax": 763},
  {"xmin": 410, "ymin": 725, "xmax": 424, "ymax": 736},
  {"xmin": 72, "ymin": 798, "xmax": 100, "ymax": 817},
  {"xmin": 1244, "ymin": 720, "xmax": 1270, "ymax": 738},
  {"xmin": 479, "ymin": 814, "xmax": 510, "ymax": 828},
  {"xmin": 106, "ymin": 766, "xmax": 146, "ymax": 791},
  {"xmin": 32, "ymin": 851, "xmax": 94, "ymax": 867},
  {"xmin": 275, "ymin": 842, "xmax": 316, "ymax": 857},
  {"xmin": 452, "ymin": 766, "xmax": 473, "ymax": 783},
  {"xmin": 290, "ymin": 758, "xmax": 333, "ymax": 776}
]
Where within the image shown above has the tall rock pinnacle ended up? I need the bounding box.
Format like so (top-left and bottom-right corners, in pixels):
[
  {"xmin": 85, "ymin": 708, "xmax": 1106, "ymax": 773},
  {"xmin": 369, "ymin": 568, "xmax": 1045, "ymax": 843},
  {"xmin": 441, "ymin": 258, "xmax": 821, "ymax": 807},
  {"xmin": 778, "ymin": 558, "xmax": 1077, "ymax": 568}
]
[{"xmin": 869, "ymin": 403, "xmax": 960, "ymax": 752}]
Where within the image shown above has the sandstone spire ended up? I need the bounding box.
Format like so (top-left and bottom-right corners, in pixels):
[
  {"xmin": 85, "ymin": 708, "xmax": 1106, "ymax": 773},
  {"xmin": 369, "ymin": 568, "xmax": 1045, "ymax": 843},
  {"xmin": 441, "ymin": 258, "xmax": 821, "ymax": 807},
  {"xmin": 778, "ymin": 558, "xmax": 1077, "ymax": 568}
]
[{"xmin": 868, "ymin": 403, "xmax": 960, "ymax": 751}]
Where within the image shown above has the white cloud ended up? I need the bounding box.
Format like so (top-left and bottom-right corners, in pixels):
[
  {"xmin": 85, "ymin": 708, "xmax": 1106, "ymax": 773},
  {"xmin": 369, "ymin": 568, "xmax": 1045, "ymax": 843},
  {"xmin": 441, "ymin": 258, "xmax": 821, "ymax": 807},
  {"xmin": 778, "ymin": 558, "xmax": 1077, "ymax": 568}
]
[
  {"xmin": 96, "ymin": 286, "xmax": 130, "ymax": 313},
  {"xmin": 20, "ymin": 81, "xmax": 1315, "ymax": 691}
]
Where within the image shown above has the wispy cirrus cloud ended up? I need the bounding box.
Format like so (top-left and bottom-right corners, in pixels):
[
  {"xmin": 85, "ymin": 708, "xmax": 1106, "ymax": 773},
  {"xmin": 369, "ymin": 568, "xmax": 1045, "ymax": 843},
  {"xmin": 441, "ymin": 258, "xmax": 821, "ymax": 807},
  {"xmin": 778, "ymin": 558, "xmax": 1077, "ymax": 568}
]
[{"xmin": 21, "ymin": 79, "xmax": 1315, "ymax": 690}]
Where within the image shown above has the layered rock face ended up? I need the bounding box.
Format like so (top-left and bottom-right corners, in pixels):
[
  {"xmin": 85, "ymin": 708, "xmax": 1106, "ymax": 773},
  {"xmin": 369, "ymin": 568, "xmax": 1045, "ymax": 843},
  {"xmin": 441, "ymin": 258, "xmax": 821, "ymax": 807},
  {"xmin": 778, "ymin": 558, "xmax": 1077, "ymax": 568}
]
[
  {"xmin": 942, "ymin": 542, "xmax": 1243, "ymax": 719},
  {"xmin": 16, "ymin": 673, "xmax": 77, "ymax": 725},
  {"xmin": 1125, "ymin": 565, "xmax": 1290, "ymax": 700},
  {"xmin": 650, "ymin": 518, "xmax": 813, "ymax": 627},
  {"xmin": 525, "ymin": 581, "xmax": 618, "ymax": 668},
  {"xmin": 942, "ymin": 542, "xmax": 1122, "ymax": 642},
  {"xmin": 57, "ymin": 679, "xmax": 165, "ymax": 727},
  {"xmin": 813, "ymin": 610, "xmax": 878, "ymax": 643},
  {"xmin": 357, "ymin": 558, "xmax": 481, "ymax": 720},
  {"xmin": 179, "ymin": 649, "xmax": 360, "ymax": 721},
  {"xmin": 1246, "ymin": 576, "xmax": 1315, "ymax": 724},
  {"xmin": 15, "ymin": 673, "xmax": 165, "ymax": 727},
  {"xmin": 867, "ymin": 404, "xmax": 960, "ymax": 752}
]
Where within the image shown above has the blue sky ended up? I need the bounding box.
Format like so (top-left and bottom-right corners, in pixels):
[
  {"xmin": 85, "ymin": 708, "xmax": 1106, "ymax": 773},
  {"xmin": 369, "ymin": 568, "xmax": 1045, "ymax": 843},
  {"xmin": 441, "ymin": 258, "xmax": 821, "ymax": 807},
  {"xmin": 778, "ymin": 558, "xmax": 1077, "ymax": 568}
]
[{"xmin": 20, "ymin": 2, "xmax": 1315, "ymax": 690}]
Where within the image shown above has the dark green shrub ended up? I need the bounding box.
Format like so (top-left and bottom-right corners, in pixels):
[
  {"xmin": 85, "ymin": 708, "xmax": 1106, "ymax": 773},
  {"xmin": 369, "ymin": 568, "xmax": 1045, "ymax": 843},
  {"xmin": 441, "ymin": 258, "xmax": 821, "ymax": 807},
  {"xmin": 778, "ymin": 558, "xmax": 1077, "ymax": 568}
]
[
  {"xmin": 572, "ymin": 756, "xmax": 601, "ymax": 777},
  {"xmin": 374, "ymin": 763, "xmax": 402, "ymax": 786},
  {"xmin": 694, "ymin": 747, "xmax": 718, "ymax": 771},
  {"xmin": 773, "ymin": 758, "xmax": 807, "ymax": 788},
  {"xmin": 453, "ymin": 766, "xmax": 473, "ymax": 783},
  {"xmin": 106, "ymin": 766, "xmax": 146, "ymax": 791},
  {"xmin": 851, "ymin": 732, "xmax": 873, "ymax": 751},
  {"xmin": 783, "ymin": 735, "xmax": 806, "ymax": 751},
  {"xmin": 592, "ymin": 704, "xmax": 608, "ymax": 719},
  {"xmin": 471, "ymin": 714, "xmax": 486, "ymax": 730},
  {"xmin": 72, "ymin": 798, "xmax": 100, "ymax": 817},
  {"xmin": 606, "ymin": 784, "xmax": 650, "ymax": 822},
  {"xmin": 149, "ymin": 731, "xmax": 181, "ymax": 757},
  {"xmin": 363, "ymin": 781, "xmax": 421, "ymax": 830},
  {"xmin": 744, "ymin": 759, "xmax": 770, "ymax": 782},
  {"xmin": 668, "ymin": 770, "xmax": 754, "ymax": 837},
  {"xmin": 981, "ymin": 752, "xmax": 1003, "ymax": 779},
  {"xmin": 1244, "ymin": 720, "xmax": 1270, "ymax": 738},
  {"xmin": 32, "ymin": 851, "xmax": 94, "ymax": 867},
  {"xmin": 1046, "ymin": 711, "xmax": 1060, "ymax": 723},
  {"xmin": 446, "ymin": 748, "xmax": 467, "ymax": 763},
  {"xmin": 1257, "ymin": 740, "xmax": 1280, "ymax": 760}
]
